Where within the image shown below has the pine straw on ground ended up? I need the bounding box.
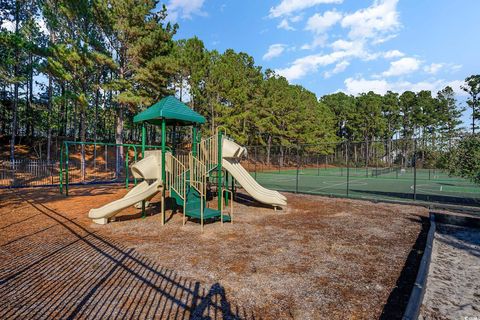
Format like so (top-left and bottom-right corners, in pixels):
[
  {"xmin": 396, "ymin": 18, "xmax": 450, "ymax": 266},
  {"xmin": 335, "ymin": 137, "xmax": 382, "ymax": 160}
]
[{"xmin": 0, "ymin": 185, "xmax": 428, "ymax": 319}]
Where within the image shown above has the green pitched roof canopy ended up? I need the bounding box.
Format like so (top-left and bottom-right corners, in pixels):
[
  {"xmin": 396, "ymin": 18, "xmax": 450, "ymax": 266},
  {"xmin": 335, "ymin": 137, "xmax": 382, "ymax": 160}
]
[{"xmin": 133, "ymin": 96, "xmax": 206, "ymax": 126}]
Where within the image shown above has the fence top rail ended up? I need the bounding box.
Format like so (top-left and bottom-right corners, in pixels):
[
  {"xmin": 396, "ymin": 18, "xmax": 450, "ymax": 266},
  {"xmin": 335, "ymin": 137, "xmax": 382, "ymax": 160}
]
[{"xmin": 62, "ymin": 141, "xmax": 172, "ymax": 152}]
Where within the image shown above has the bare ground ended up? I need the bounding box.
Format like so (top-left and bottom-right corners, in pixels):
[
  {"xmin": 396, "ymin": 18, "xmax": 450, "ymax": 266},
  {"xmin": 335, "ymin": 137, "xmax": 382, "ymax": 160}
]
[{"xmin": 0, "ymin": 185, "xmax": 428, "ymax": 319}]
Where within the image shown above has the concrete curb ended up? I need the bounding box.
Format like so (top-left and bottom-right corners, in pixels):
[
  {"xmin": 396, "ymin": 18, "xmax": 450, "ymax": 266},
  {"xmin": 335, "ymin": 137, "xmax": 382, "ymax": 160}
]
[{"xmin": 402, "ymin": 213, "xmax": 436, "ymax": 320}]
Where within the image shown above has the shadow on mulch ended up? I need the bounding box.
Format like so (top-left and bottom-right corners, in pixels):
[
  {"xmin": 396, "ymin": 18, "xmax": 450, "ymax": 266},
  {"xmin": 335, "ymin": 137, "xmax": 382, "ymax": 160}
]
[
  {"xmin": 379, "ymin": 215, "xmax": 429, "ymax": 320},
  {"xmin": 0, "ymin": 190, "xmax": 251, "ymax": 320}
]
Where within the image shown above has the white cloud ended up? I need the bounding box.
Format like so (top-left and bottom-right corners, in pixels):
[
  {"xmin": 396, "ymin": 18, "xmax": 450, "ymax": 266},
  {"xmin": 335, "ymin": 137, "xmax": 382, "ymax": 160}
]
[
  {"xmin": 269, "ymin": 0, "xmax": 343, "ymax": 18},
  {"xmin": 423, "ymin": 63, "xmax": 463, "ymax": 75},
  {"xmin": 424, "ymin": 63, "xmax": 444, "ymax": 75},
  {"xmin": 324, "ymin": 60, "xmax": 350, "ymax": 78},
  {"xmin": 330, "ymin": 39, "xmax": 362, "ymax": 51},
  {"xmin": 382, "ymin": 57, "xmax": 421, "ymax": 77},
  {"xmin": 277, "ymin": 37, "xmax": 377, "ymax": 80},
  {"xmin": 301, "ymin": 9, "xmax": 342, "ymax": 50},
  {"xmin": 372, "ymin": 34, "xmax": 397, "ymax": 44},
  {"xmin": 263, "ymin": 44, "xmax": 287, "ymax": 60},
  {"xmin": 344, "ymin": 77, "xmax": 391, "ymax": 95},
  {"xmin": 277, "ymin": 15, "xmax": 304, "ymax": 30},
  {"xmin": 343, "ymin": 77, "xmax": 466, "ymax": 96},
  {"xmin": 341, "ymin": 0, "xmax": 400, "ymax": 42},
  {"xmin": 278, "ymin": 18, "xmax": 295, "ymax": 30},
  {"xmin": 383, "ymin": 50, "xmax": 404, "ymax": 59},
  {"xmin": 290, "ymin": 15, "xmax": 303, "ymax": 22},
  {"xmin": 305, "ymin": 10, "xmax": 342, "ymax": 34},
  {"xmin": 451, "ymin": 64, "xmax": 462, "ymax": 73},
  {"xmin": 167, "ymin": 0, "xmax": 206, "ymax": 20},
  {"xmin": 301, "ymin": 34, "xmax": 328, "ymax": 50},
  {"xmin": 276, "ymin": 47, "xmax": 361, "ymax": 80}
]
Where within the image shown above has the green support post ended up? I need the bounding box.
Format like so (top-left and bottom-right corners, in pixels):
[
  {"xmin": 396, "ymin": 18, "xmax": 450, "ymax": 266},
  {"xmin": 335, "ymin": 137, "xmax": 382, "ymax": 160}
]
[
  {"xmin": 217, "ymin": 130, "xmax": 223, "ymax": 210},
  {"xmin": 172, "ymin": 125, "xmax": 176, "ymax": 155},
  {"xmin": 161, "ymin": 119, "xmax": 166, "ymax": 224},
  {"xmin": 192, "ymin": 126, "xmax": 197, "ymax": 157},
  {"xmin": 225, "ymin": 171, "xmax": 229, "ymax": 206},
  {"xmin": 142, "ymin": 122, "xmax": 146, "ymax": 158},
  {"xmin": 125, "ymin": 151, "xmax": 129, "ymax": 189},
  {"xmin": 161, "ymin": 119, "xmax": 166, "ymax": 185},
  {"xmin": 141, "ymin": 123, "xmax": 147, "ymax": 217},
  {"xmin": 65, "ymin": 143, "xmax": 69, "ymax": 196}
]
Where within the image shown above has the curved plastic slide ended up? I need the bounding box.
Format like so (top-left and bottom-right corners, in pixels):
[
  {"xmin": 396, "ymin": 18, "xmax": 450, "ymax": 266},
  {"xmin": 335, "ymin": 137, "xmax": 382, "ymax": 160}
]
[
  {"xmin": 222, "ymin": 158, "xmax": 287, "ymax": 207},
  {"xmin": 88, "ymin": 155, "xmax": 162, "ymax": 224}
]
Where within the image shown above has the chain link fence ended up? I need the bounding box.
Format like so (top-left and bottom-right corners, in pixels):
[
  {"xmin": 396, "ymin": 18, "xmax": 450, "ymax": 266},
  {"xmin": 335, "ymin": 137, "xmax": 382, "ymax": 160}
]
[
  {"xmin": 243, "ymin": 137, "xmax": 480, "ymax": 207},
  {"xmin": 2, "ymin": 136, "xmax": 480, "ymax": 208}
]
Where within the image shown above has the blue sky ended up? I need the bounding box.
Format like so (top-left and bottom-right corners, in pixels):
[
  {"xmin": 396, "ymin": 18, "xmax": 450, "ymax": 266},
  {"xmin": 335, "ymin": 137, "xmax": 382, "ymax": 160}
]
[{"xmin": 165, "ymin": 0, "xmax": 479, "ymax": 124}]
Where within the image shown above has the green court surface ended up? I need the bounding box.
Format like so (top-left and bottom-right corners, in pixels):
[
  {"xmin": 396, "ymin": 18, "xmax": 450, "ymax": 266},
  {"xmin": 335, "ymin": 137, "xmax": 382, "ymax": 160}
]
[{"xmin": 249, "ymin": 167, "xmax": 480, "ymax": 207}]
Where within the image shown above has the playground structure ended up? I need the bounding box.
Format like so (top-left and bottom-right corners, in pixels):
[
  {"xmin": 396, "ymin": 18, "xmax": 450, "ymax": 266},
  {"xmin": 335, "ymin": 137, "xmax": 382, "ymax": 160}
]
[{"xmin": 59, "ymin": 96, "xmax": 286, "ymax": 229}]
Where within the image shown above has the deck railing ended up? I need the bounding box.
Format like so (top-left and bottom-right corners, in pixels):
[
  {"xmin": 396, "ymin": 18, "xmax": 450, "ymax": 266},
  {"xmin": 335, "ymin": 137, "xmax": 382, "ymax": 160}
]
[{"xmin": 198, "ymin": 135, "xmax": 218, "ymax": 173}]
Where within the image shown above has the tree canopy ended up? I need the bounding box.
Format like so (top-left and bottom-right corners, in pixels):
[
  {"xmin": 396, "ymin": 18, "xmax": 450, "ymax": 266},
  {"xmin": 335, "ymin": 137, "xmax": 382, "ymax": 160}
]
[{"xmin": 0, "ymin": 1, "xmax": 474, "ymax": 163}]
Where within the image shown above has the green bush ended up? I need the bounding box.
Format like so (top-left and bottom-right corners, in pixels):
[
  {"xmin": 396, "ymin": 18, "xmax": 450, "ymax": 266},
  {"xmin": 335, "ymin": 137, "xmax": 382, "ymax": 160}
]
[{"xmin": 447, "ymin": 135, "xmax": 480, "ymax": 184}]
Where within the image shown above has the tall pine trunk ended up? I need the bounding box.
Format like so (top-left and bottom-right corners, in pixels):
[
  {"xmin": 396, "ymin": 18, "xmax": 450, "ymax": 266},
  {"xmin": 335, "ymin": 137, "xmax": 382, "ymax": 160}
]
[
  {"xmin": 115, "ymin": 106, "xmax": 124, "ymax": 178},
  {"xmin": 80, "ymin": 108, "xmax": 86, "ymax": 181},
  {"xmin": 47, "ymin": 75, "xmax": 53, "ymax": 162},
  {"xmin": 266, "ymin": 135, "xmax": 271, "ymax": 165},
  {"xmin": 10, "ymin": 1, "xmax": 20, "ymax": 162},
  {"xmin": 93, "ymin": 85, "xmax": 100, "ymax": 167}
]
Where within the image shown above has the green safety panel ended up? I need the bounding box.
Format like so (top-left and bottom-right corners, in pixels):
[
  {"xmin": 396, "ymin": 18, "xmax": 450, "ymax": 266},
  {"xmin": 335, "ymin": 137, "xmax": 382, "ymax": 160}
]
[{"xmin": 170, "ymin": 186, "xmax": 230, "ymax": 221}]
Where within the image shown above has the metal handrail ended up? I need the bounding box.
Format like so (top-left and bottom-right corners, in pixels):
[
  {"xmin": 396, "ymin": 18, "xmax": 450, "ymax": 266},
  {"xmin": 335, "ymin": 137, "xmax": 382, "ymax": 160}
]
[
  {"xmin": 198, "ymin": 134, "xmax": 218, "ymax": 173},
  {"xmin": 189, "ymin": 153, "xmax": 207, "ymax": 230},
  {"xmin": 166, "ymin": 153, "xmax": 187, "ymax": 225}
]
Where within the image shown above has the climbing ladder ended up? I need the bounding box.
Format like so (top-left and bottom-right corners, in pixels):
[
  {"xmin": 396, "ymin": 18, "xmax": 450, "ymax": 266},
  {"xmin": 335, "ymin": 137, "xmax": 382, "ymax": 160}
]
[{"xmin": 167, "ymin": 131, "xmax": 233, "ymax": 230}]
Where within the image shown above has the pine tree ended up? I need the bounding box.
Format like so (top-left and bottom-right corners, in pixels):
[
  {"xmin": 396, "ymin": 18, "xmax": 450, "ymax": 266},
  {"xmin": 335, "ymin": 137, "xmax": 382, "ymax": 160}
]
[
  {"xmin": 437, "ymin": 86, "xmax": 464, "ymax": 142},
  {"xmin": 462, "ymin": 75, "xmax": 480, "ymax": 134}
]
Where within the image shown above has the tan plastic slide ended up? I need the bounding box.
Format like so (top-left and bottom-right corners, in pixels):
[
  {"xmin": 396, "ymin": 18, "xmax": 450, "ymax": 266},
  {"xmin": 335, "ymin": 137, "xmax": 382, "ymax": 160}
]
[
  {"xmin": 88, "ymin": 154, "xmax": 163, "ymax": 224},
  {"xmin": 222, "ymin": 139, "xmax": 287, "ymax": 207}
]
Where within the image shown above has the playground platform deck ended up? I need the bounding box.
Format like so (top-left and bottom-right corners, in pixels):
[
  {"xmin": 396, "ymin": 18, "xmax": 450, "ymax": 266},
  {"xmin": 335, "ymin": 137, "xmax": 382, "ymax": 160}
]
[{"xmin": 1, "ymin": 186, "xmax": 429, "ymax": 319}]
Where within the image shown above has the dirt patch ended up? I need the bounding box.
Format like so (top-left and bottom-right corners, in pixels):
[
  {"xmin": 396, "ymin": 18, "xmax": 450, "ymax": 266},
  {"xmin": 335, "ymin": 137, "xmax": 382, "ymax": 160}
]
[{"xmin": 0, "ymin": 185, "xmax": 428, "ymax": 319}]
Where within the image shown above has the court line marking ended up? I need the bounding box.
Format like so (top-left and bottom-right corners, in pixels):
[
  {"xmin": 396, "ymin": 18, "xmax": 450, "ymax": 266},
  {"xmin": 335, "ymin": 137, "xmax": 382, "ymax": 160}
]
[{"xmin": 411, "ymin": 184, "xmax": 480, "ymax": 196}]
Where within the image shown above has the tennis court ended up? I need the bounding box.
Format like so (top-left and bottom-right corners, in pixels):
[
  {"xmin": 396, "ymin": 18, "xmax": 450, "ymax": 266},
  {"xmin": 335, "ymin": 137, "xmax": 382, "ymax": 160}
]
[{"xmin": 249, "ymin": 167, "xmax": 480, "ymax": 207}]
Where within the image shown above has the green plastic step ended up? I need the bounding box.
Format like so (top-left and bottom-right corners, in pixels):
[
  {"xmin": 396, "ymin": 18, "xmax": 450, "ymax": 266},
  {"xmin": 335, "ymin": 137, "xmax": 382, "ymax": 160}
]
[
  {"xmin": 170, "ymin": 183, "xmax": 231, "ymax": 222},
  {"xmin": 185, "ymin": 207, "xmax": 231, "ymax": 222}
]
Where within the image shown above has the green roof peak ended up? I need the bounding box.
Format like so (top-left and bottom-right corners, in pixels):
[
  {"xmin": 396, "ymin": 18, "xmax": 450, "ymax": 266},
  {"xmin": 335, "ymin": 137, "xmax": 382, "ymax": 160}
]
[{"xmin": 133, "ymin": 96, "xmax": 206, "ymax": 126}]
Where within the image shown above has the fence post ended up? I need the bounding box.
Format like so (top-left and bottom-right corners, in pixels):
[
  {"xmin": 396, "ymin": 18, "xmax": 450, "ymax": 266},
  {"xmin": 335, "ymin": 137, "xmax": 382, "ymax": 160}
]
[
  {"xmin": 105, "ymin": 146, "xmax": 108, "ymax": 171},
  {"xmin": 295, "ymin": 146, "xmax": 299, "ymax": 193},
  {"xmin": 59, "ymin": 145, "xmax": 64, "ymax": 194},
  {"xmin": 317, "ymin": 155, "xmax": 319, "ymax": 176},
  {"xmin": 11, "ymin": 160, "xmax": 16, "ymax": 187},
  {"xmin": 51, "ymin": 161, "xmax": 54, "ymax": 185},
  {"xmin": 81, "ymin": 145, "xmax": 86, "ymax": 182},
  {"xmin": 254, "ymin": 146, "xmax": 257, "ymax": 180},
  {"xmin": 65, "ymin": 143, "xmax": 69, "ymax": 196},
  {"xmin": 346, "ymin": 141, "xmax": 350, "ymax": 198},
  {"xmin": 413, "ymin": 139, "xmax": 417, "ymax": 201}
]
